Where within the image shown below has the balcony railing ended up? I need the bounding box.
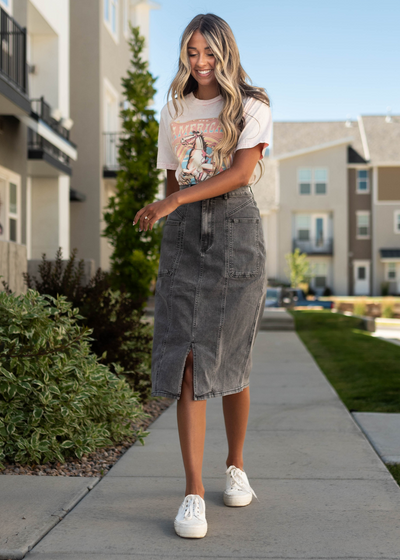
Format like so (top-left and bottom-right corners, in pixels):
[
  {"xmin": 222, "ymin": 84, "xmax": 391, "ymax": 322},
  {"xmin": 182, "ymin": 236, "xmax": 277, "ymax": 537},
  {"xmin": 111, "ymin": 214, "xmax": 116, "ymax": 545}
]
[
  {"xmin": 103, "ymin": 132, "xmax": 128, "ymax": 174},
  {"xmin": 0, "ymin": 7, "xmax": 27, "ymax": 94},
  {"xmin": 292, "ymin": 237, "xmax": 333, "ymax": 255},
  {"xmin": 28, "ymin": 128, "xmax": 70, "ymax": 166},
  {"xmin": 31, "ymin": 97, "xmax": 71, "ymax": 141}
]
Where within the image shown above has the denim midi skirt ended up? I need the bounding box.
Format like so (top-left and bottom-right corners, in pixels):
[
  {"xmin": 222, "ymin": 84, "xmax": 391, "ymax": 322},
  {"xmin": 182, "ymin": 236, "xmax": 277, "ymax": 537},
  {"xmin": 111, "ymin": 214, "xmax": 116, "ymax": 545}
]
[{"xmin": 151, "ymin": 184, "xmax": 267, "ymax": 401}]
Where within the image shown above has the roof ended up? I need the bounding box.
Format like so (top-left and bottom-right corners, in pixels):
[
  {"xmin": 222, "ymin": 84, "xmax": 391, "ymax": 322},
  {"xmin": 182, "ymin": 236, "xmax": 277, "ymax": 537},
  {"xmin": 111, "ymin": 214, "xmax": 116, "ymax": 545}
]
[
  {"xmin": 380, "ymin": 249, "xmax": 400, "ymax": 259},
  {"xmin": 361, "ymin": 115, "xmax": 400, "ymax": 162},
  {"xmin": 271, "ymin": 120, "xmax": 367, "ymax": 160}
]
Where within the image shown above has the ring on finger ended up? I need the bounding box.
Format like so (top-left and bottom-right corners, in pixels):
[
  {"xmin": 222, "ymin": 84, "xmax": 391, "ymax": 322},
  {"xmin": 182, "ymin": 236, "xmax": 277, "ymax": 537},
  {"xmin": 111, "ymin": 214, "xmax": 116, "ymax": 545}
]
[{"xmin": 144, "ymin": 216, "xmax": 149, "ymax": 220}]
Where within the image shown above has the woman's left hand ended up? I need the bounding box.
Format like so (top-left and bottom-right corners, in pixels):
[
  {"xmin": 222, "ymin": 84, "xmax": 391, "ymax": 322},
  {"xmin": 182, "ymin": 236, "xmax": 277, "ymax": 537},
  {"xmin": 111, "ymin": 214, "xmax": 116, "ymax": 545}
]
[{"xmin": 132, "ymin": 193, "xmax": 179, "ymax": 232}]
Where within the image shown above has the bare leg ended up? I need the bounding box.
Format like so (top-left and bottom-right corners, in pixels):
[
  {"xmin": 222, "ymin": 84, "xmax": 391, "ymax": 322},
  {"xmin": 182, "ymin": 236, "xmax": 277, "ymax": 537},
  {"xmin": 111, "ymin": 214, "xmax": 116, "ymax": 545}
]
[
  {"xmin": 222, "ymin": 387, "xmax": 250, "ymax": 470},
  {"xmin": 176, "ymin": 348, "xmax": 207, "ymax": 498}
]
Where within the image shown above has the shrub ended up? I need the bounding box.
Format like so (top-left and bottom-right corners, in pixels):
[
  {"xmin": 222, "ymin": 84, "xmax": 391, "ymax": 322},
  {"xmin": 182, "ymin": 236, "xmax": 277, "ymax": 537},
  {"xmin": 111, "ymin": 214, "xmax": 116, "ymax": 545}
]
[
  {"xmin": 0, "ymin": 290, "xmax": 147, "ymax": 467},
  {"xmin": 382, "ymin": 298, "xmax": 395, "ymax": 318},
  {"xmin": 323, "ymin": 286, "xmax": 332, "ymax": 297},
  {"xmin": 353, "ymin": 298, "xmax": 367, "ymax": 317},
  {"xmin": 381, "ymin": 282, "xmax": 390, "ymax": 297},
  {"xmin": 24, "ymin": 249, "xmax": 153, "ymax": 401}
]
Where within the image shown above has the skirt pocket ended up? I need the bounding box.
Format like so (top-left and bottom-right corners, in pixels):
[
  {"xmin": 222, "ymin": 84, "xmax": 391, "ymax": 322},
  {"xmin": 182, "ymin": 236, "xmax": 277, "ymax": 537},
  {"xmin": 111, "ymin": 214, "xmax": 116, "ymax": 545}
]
[
  {"xmin": 227, "ymin": 216, "xmax": 261, "ymax": 278},
  {"xmin": 157, "ymin": 218, "xmax": 184, "ymax": 278}
]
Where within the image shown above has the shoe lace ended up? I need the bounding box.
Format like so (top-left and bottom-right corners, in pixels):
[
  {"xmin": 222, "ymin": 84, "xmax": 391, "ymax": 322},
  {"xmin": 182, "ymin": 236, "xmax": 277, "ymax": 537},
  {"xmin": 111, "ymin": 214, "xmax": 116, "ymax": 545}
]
[
  {"xmin": 226, "ymin": 465, "xmax": 259, "ymax": 502},
  {"xmin": 183, "ymin": 494, "xmax": 202, "ymax": 520}
]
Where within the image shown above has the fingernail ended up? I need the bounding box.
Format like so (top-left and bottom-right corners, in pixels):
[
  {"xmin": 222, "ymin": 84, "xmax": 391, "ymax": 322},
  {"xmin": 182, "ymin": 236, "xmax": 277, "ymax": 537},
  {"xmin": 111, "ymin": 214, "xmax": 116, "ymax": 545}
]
[{"xmin": 132, "ymin": 221, "xmax": 136, "ymax": 225}]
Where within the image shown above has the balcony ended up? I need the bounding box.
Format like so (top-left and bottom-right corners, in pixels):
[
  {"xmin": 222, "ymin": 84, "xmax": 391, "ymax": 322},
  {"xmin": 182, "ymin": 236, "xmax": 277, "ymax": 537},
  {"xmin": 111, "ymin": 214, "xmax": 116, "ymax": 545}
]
[
  {"xmin": 26, "ymin": 97, "xmax": 77, "ymax": 177},
  {"xmin": 292, "ymin": 237, "xmax": 333, "ymax": 255},
  {"xmin": 103, "ymin": 132, "xmax": 127, "ymax": 178},
  {"xmin": 0, "ymin": 7, "xmax": 30, "ymax": 115}
]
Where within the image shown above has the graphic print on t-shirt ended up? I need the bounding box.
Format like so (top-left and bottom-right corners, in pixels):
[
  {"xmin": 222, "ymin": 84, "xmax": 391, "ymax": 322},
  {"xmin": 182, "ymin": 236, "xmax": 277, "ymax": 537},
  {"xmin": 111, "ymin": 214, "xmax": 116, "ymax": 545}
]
[{"xmin": 170, "ymin": 118, "xmax": 233, "ymax": 186}]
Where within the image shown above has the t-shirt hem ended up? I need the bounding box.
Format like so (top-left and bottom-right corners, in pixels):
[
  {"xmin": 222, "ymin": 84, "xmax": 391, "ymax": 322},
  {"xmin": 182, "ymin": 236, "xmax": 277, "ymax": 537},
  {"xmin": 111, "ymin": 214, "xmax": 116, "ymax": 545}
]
[
  {"xmin": 157, "ymin": 162, "xmax": 178, "ymax": 170},
  {"xmin": 236, "ymin": 140, "xmax": 270, "ymax": 150}
]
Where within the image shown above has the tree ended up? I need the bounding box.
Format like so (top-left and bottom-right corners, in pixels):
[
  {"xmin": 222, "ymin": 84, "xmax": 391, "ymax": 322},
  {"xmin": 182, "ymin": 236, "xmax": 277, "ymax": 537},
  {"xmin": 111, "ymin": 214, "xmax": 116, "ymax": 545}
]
[
  {"xmin": 103, "ymin": 24, "xmax": 163, "ymax": 307},
  {"xmin": 284, "ymin": 248, "xmax": 311, "ymax": 288}
]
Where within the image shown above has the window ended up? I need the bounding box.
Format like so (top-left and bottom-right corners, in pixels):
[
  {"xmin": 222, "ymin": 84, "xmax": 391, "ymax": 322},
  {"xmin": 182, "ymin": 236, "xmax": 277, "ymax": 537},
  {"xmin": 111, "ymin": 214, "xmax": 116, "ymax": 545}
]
[
  {"xmin": 357, "ymin": 169, "xmax": 369, "ymax": 193},
  {"xmin": 123, "ymin": 0, "xmax": 129, "ymax": 37},
  {"xmin": 395, "ymin": 211, "xmax": 400, "ymax": 234},
  {"xmin": 387, "ymin": 263, "xmax": 397, "ymax": 281},
  {"xmin": 104, "ymin": 0, "xmax": 118, "ymax": 39},
  {"xmin": 356, "ymin": 212, "xmax": 370, "ymax": 238},
  {"xmin": 0, "ymin": 0, "xmax": 10, "ymax": 10},
  {"xmin": 298, "ymin": 169, "xmax": 311, "ymax": 195},
  {"xmin": 0, "ymin": 175, "xmax": 20, "ymax": 243},
  {"xmin": 314, "ymin": 168, "xmax": 327, "ymax": 194},
  {"xmin": 313, "ymin": 262, "xmax": 327, "ymax": 288},
  {"xmin": 358, "ymin": 266, "xmax": 366, "ymax": 280},
  {"xmin": 298, "ymin": 167, "xmax": 328, "ymax": 195},
  {"xmin": 296, "ymin": 215, "xmax": 311, "ymax": 240}
]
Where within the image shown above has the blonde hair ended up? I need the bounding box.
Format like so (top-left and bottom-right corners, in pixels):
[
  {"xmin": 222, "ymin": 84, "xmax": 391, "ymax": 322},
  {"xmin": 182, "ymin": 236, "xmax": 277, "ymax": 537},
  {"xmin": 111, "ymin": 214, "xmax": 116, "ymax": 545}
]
[{"xmin": 167, "ymin": 13, "xmax": 270, "ymax": 178}]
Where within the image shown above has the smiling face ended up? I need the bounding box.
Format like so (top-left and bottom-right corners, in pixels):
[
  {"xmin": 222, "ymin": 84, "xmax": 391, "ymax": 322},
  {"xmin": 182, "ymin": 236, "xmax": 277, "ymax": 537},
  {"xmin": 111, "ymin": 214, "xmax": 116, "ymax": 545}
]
[{"xmin": 187, "ymin": 29, "xmax": 218, "ymax": 90}]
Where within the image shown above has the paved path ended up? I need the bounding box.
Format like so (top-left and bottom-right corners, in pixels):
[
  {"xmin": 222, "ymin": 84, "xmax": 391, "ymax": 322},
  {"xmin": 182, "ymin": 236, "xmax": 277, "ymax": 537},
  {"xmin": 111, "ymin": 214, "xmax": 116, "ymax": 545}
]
[{"xmin": 26, "ymin": 330, "xmax": 400, "ymax": 559}]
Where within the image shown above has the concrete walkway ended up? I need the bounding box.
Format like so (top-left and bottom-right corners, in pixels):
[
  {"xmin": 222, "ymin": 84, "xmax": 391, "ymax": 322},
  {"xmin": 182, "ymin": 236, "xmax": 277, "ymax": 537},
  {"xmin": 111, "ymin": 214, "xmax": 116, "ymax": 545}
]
[{"xmin": 25, "ymin": 330, "xmax": 400, "ymax": 559}]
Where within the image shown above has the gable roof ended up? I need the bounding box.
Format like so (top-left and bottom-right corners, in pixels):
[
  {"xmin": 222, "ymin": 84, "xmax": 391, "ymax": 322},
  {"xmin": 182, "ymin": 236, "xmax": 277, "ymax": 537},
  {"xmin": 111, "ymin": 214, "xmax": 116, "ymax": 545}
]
[
  {"xmin": 361, "ymin": 115, "xmax": 400, "ymax": 162},
  {"xmin": 271, "ymin": 120, "xmax": 366, "ymax": 160}
]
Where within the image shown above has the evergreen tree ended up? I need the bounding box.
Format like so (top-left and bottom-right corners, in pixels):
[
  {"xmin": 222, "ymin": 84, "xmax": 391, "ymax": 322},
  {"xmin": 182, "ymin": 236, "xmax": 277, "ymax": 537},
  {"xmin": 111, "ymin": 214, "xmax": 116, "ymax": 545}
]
[{"xmin": 103, "ymin": 24, "xmax": 162, "ymax": 307}]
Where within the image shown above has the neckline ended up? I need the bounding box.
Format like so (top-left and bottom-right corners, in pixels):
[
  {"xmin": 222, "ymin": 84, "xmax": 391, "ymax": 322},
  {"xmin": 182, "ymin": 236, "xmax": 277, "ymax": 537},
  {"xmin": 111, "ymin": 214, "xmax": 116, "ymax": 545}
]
[{"xmin": 188, "ymin": 91, "xmax": 222, "ymax": 105}]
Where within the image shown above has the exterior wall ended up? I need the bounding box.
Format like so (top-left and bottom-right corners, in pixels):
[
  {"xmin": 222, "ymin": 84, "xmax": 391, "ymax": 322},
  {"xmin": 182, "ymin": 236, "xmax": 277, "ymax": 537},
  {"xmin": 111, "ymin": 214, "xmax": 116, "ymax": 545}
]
[
  {"xmin": 0, "ymin": 239, "xmax": 27, "ymax": 295},
  {"xmin": 0, "ymin": 117, "xmax": 28, "ymax": 245},
  {"xmin": 69, "ymin": 0, "xmax": 101, "ymax": 264},
  {"xmin": 377, "ymin": 167, "xmax": 400, "ymax": 201},
  {"xmin": 276, "ymin": 144, "xmax": 348, "ymax": 295},
  {"xmin": 348, "ymin": 167, "xmax": 372, "ymax": 294},
  {"xmin": 99, "ymin": 3, "xmax": 132, "ymax": 270},
  {"xmin": 372, "ymin": 165, "xmax": 400, "ymax": 295}
]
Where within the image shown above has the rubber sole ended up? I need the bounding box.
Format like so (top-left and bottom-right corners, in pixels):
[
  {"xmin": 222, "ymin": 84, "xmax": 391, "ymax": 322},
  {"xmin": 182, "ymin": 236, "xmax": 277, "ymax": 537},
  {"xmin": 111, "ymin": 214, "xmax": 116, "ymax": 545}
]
[
  {"xmin": 174, "ymin": 521, "xmax": 208, "ymax": 538},
  {"xmin": 223, "ymin": 491, "xmax": 253, "ymax": 507}
]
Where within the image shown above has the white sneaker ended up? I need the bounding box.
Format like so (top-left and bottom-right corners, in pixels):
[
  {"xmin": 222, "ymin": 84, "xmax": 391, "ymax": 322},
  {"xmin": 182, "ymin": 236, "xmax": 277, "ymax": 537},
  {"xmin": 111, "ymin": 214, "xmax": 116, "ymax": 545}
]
[
  {"xmin": 223, "ymin": 465, "xmax": 258, "ymax": 507},
  {"xmin": 174, "ymin": 494, "xmax": 208, "ymax": 538}
]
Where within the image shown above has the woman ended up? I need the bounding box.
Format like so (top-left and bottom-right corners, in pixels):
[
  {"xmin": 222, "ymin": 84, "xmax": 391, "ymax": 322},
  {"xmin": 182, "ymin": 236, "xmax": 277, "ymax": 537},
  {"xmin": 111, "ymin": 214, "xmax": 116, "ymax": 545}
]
[{"xmin": 133, "ymin": 13, "xmax": 272, "ymax": 539}]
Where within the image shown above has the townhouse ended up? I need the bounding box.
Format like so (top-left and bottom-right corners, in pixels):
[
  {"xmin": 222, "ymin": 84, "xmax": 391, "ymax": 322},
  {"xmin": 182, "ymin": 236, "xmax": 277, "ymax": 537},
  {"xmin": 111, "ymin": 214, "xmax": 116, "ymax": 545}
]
[
  {"xmin": 69, "ymin": 0, "xmax": 160, "ymax": 271},
  {"xmin": 252, "ymin": 114, "xmax": 400, "ymax": 296},
  {"xmin": 0, "ymin": 0, "xmax": 77, "ymax": 293}
]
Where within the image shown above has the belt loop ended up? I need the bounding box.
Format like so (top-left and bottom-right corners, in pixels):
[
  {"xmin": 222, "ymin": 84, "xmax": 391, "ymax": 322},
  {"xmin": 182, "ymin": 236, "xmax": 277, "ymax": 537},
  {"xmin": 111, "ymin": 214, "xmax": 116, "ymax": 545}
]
[
  {"xmin": 223, "ymin": 192, "xmax": 228, "ymax": 199},
  {"xmin": 249, "ymin": 185, "xmax": 254, "ymax": 196}
]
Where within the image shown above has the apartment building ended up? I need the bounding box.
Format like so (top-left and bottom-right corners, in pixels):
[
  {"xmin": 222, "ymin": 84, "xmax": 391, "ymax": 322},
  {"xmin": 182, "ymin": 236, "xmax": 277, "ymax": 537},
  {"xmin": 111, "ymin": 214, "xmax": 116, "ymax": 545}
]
[
  {"xmin": 69, "ymin": 0, "xmax": 160, "ymax": 271},
  {"xmin": 0, "ymin": 0, "xmax": 77, "ymax": 293},
  {"xmin": 252, "ymin": 114, "xmax": 400, "ymax": 296}
]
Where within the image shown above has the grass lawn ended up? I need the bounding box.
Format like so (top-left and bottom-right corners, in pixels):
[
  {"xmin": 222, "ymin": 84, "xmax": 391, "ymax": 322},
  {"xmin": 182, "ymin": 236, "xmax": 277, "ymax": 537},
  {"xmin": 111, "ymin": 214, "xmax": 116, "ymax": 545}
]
[
  {"xmin": 288, "ymin": 310, "xmax": 400, "ymax": 413},
  {"xmin": 387, "ymin": 464, "xmax": 400, "ymax": 487}
]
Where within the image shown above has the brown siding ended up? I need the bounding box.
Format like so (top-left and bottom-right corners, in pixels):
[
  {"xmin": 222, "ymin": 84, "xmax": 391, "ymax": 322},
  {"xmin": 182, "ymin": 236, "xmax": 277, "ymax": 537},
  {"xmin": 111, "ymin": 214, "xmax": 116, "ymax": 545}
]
[
  {"xmin": 348, "ymin": 168, "xmax": 372, "ymax": 295},
  {"xmin": 378, "ymin": 167, "xmax": 400, "ymax": 201}
]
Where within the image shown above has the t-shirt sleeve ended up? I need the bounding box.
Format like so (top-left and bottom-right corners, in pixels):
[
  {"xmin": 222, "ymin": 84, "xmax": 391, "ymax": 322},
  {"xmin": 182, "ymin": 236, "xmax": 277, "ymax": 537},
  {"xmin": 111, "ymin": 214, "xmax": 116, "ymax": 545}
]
[
  {"xmin": 157, "ymin": 104, "xmax": 178, "ymax": 170},
  {"xmin": 235, "ymin": 98, "xmax": 272, "ymax": 159}
]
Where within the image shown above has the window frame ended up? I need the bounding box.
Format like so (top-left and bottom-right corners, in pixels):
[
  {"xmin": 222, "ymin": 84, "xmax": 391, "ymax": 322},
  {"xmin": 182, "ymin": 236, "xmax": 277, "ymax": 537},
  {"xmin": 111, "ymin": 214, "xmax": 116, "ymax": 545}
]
[
  {"xmin": 0, "ymin": 169, "xmax": 21, "ymax": 244},
  {"xmin": 356, "ymin": 168, "xmax": 370, "ymax": 194},
  {"xmin": 394, "ymin": 210, "xmax": 400, "ymax": 234},
  {"xmin": 104, "ymin": 0, "xmax": 119, "ymax": 43},
  {"xmin": 314, "ymin": 167, "xmax": 328, "ymax": 195},
  {"xmin": 297, "ymin": 167, "xmax": 328, "ymax": 195},
  {"xmin": 356, "ymin": 210, "xmax": 370, "ymax": 239},
  {"xmin": 386, "ymin": 262, "xmax": 398, "ymax": 282}
]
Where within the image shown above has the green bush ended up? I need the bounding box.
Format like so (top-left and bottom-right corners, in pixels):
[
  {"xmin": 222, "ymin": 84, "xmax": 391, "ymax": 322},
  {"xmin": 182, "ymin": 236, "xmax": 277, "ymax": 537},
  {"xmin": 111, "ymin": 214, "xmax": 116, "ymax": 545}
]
[
  {"xmin": 353, "ymin": 298, "xmax": 367, "ymax": 317},
  {"xmin": 382, "ymin": 298, "xmax": 395, "ymax": 318},
  {"xmin": 24, "ymin": 248, "xmax": 154, "ymax": 401},
  {"xmin": 0, "ymin": 290, "xmax": 147, "ymax": 468}
]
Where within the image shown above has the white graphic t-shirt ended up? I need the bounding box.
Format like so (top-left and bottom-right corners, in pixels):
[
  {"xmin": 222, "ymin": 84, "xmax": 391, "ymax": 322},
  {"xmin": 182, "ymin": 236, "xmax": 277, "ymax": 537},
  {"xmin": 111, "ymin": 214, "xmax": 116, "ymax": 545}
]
[{"xmin": 156, "ymin": 91, "xmax": 272, "ymax": 187}]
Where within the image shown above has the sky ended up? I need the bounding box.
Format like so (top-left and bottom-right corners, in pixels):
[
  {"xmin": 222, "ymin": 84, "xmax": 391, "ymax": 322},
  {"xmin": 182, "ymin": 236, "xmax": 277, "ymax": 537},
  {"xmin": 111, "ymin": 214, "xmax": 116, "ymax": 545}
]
[{"xmin": 148, "ymin": 0, "xmax": 400, "ymax": 123}]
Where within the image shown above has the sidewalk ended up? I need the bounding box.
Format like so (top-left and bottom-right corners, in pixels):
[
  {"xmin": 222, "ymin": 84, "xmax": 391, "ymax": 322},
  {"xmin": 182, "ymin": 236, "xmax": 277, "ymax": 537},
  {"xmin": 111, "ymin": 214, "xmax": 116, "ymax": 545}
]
[{"xmin": 21, "ymin": 328, "xmax": 400, "ymax": 559}]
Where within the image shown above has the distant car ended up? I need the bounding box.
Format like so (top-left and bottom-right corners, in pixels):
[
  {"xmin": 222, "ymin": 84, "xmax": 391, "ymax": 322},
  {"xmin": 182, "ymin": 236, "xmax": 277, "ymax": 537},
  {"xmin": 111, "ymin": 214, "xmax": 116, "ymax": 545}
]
[
  {"xmin": 264, "ymin": 287, "xmax": 283, "ymax": 307},
  {"xmin": 284, "ymin": 288, "xmax": 334, "ymax": 309}
]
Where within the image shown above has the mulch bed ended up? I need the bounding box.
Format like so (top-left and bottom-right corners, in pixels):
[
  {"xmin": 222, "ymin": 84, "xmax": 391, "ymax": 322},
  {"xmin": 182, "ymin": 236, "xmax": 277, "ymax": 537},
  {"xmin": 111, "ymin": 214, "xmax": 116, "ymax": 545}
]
[{"xmin": 0, "ymin": 397, "xmax": 174, "ymax": 478}]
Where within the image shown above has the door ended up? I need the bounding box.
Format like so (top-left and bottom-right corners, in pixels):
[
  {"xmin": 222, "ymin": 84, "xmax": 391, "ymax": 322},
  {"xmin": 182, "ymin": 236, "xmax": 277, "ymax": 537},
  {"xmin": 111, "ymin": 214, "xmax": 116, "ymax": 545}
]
[
  {"xmin": 353, "ymin": 260, "xmax": 370, "ymax": 295},
  {"xmin": 311, "ymin": 214, "xmax": 328, "ymax": 252}
]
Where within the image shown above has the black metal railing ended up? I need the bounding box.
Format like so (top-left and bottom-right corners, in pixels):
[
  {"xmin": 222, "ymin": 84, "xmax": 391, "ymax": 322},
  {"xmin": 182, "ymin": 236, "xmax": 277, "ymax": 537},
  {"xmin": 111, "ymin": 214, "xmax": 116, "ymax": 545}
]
[
  {"xmin": 30, "ymin": 96, "xmax": 71, "ymax": 141},
  {"xmin": 103, "ymin": 132, "xmax": 128, "ymax": 172},
  {"xmin": 0, "ymin": 7, "xmax": 27, "ymax": 94},
  {"xmin": 28, "ymin": 128, "xmax": 70, "ymax": 166},
  {"xmin": 292, "ymin": 237, "xmax": 333, "ymax": 255}
]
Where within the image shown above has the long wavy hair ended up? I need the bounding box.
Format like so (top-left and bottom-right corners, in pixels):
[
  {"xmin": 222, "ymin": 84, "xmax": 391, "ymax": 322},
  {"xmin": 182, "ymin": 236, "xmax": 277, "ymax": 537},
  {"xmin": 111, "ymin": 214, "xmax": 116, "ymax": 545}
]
[{"xmin": 167, "ymin": 13, "xmax": 270, "ymax": 177}]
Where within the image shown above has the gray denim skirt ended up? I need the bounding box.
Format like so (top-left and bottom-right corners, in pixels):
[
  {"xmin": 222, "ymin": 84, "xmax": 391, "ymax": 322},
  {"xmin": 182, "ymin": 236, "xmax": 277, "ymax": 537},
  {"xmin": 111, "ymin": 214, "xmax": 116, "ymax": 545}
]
[{"xmin": 151, "ymin": 184, "xmax": 267, "ymax": 401}]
